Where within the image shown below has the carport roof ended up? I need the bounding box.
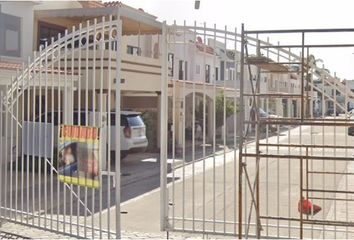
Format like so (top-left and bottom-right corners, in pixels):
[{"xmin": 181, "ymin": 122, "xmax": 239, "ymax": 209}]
[{"xmin": 35, "ymin": 4, "xmax": 162, "ymax": 35}]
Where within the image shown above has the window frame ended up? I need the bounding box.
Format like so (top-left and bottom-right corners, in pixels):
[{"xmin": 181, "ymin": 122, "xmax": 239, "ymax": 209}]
[
  {"xmin": 37, "ymin": 21, "xmax": 66, "ymax": 50},
  {"xmin": 0, "ymin": 10, "xmax": 22, "ymax": 57}
]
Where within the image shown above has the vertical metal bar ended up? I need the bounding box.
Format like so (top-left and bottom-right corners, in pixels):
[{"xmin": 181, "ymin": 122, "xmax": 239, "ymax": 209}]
[
  {"xmin": 9, "ymin": 77, "xmax": 14, "ymax": 221},
  {"xmin": 333, "ymin": 74, "xmax": 337, "ymax": 240},
  {"xmin": 287, "ymin": 47, "xmax": 292, "ymax": 238},
  {"xmin": 160, "ymin": 20, "xmax": 168, "ymax": 232},
  {"xmin": 223, "ymin": 25, "xmax": 227, "ymax": 234},
  {"xmin": 238, "ymin": 23, "xmax": 245, "ymax": 239},
  {"xmin": 63, "ymin": 29, "xmax": 68, "ymax": 233},
  {"xmin": 26, "ymin": 57, "xmax": 31, "ymax": 225},
  {"xmin": 307, "ymin": 48, "xmax": 314, "ymax": 239},
  {"xmin": 69, "ymin": 25, "xmax": 75, "ymax": 236},
  {"xmin": 38, "ymin": 45, "xmax": 45, "ymax": 226},
  {"xmin": 233, "ymin": 27, "xmax": 238, "ymax": 237},
  {"xmin": 14, "ymin": 69, "xmax": 19, "ymax": 222},
  {"xmin": 77, "ymin": 23, "xmax": 83, "ymax": 237},
  {"xmin": 0, "ymin": 91, "xmax": 3, "ymax": 219},
  {"xmin": 255, "ymin": 39, "xmax": 261, "ymax": 239},
  {"xmin": 300, "ymin": 32, "xmax": 305, "ymax": 121},
  {"xmin": 31, "ymin": 52, "xmax": 37, "ymax": 226},
  {"xmin": 56, "ymin": 34, "xmax": 62, "ymax": 232},
  {"xmin": 212, "ymin": 23, "xmax": 217, "ymax": 234},
  {"xmin": 107, "ymin": 15, "xmax": 112, "ymax": 239},
  {"xmin": 44, "ymin": 41, "xmax": 49, "ymax": 229},
  {"xmin": 84, "ymin": 20, "xmax": 89, "ymax": 238},
  {"xmin": 276, "ymin": 41, "xmax": 280, "ymax": 238},
  {"xmin": 92, "ymin": 18, "xmax": 97, "ymax": 239},
  {"xmin": 50, "ymin": 37, "xmax": 55, "ymax": 231},
  {"xmin": 344, "ymin": 76, "xmax": 349, "ymax": 239},
  {"xmin": 182, "ymin": 20, "xmax": 186, "ymax": 231},
  {"xmin": 38, "ymin": 46, "xmax": 43, "ymax": 228},
  {"xmin": 202, "ymin": 21, "xmax": 206, "ymax": 234},
  {"xmin": 192, "ymin": 21, "xmax": 197, "ymax": 232},
  {"xmin": 300, "ymin": 157, "xmax": 303, "ymax": 239},
  {"xmin": 171, "ymin": 20, "xmax": 176, "ymax": 231},
  {"xmin": 114, "ymin": 16, "xmax": 122, "ymax": 239},
  {"xmin": 99, "ymin": 17, "xmax": 105, "ymax": 239},
  {"xmin": 321, "ymin": 58, "xmax": 325, "ymax": 239},
  {"xmin": 53, "ymin": 33, "xmax": 62, "ymax": 231},
  {"xmin": 265, "ymin": 37, "xmax": 270, "ymax": 237},
  {"xmin": 306, "ymin": 148, "xmax": 309, "ymax": 218},
  {"xmin": 4, "ymin": 84, "xmax": 9, "ymax": 220}
]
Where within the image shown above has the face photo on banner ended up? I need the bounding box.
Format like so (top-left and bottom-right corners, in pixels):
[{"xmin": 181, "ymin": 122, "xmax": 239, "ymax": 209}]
[{"xmin": 58, "ymin": 125, "xmax": 100, "ymax": 188}]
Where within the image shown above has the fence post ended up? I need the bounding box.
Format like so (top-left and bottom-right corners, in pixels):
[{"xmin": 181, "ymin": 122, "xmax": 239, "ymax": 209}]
[
  {"xmin": 114, "ymin": 11, "xmax": 122, "ymax": 239},
  {"xmin": 160, "ymin": 21, "xmax": 168, "ymax": 231}
]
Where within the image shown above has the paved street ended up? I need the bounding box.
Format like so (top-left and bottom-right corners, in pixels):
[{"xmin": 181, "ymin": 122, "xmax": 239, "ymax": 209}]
[
  {"xmin": 110, "ymin": 121, "xmax": 354, "ymax": 238},
  {"xmin": 1, "ymin": 120, "xmax": 354, "ymax": 238}
]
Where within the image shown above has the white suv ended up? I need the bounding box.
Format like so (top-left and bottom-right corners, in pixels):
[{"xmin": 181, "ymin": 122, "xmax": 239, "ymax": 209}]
[
  {"xmin": 112, "ymin": 111, "xmax": 148, "ymax": 158},
  {"xmin": 22, "ymin": 110, "xmax": 148, "ymax": 159}
]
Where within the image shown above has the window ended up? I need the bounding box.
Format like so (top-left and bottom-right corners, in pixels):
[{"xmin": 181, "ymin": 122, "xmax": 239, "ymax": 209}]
[
  {"xmin": 168, "ymin": 53, "xmax": 174, "ymax": 77},
  {"xmin": 220, "ymin": 61, "xmax": 225, "ymax": 80},
  {"xmin": 228, "ymin": 69, "xmax": 234, "ymax": 81},
  {"xmin": 205, "ymin": 64, "xmax": 210, "ymax": 83},
  {"xmin": 179, "ymin": 60, "xmax": 184, "ymax": 80},
  {"xmin": 127, "ymin": 115, "xmax": 144, "ymax": 127},
  {"xmin": 196, "ymin": 64, "xmax": 201, "ymax": 74},
  {"xmin": 184, "ymin": 61, "xmax": 188, "ymax": 80},
  {"xmin": 215, "ymin": 67, "xmax": 219, "ymax": 81},
  {"xmin": 0, "ymin": 11, "xmax": 21, "ymax": 57},
  {"xmin": 38, "ymin": 21, "xmax": 65, "ymax": 49},
  {"xmin": 127, "ymin": 45, "xmax": 141, "ymax": 56}
]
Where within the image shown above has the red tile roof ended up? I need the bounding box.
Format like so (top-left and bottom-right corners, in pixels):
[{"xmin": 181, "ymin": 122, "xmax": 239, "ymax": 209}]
[
  {"xmin": 78, "ymin": 0, "xmax": 105, "ymax": 8},
  {"xmin": 0, "ymin": 61, "xmax": 22, "ymax": 71},
  {"xmin": 104, "ymin": 1, "xmax": 123, "ymax": 7},
  {"xmin": 0, "ymin": 61, "xmax": 78, "ymax": 75}
]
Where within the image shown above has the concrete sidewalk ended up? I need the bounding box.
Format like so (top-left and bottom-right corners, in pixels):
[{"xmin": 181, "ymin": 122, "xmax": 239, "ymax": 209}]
[
  {"xmin": 102, "ymin": 124, "xmax": 351, "ymax": 238},
  {"xmin": 1, "ymin": 124, "xmax": 351, "ymax": 238}
]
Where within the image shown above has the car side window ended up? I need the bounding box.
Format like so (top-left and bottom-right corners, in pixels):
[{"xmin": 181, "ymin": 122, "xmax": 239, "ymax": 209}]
[
  {"xmin": 52, "ymin": 112, "xmax": 60, "ymax": 126},
  {"xmin": 80, "ymin": 112, "xmax": 86, "ymax": 125},
  {"xmin": 110, "ymin": 113, "xmax": 116, "ymax": 126},
  {"xmin": 121, "ymin": 115, "xmax": 128, "ymax": 127}
]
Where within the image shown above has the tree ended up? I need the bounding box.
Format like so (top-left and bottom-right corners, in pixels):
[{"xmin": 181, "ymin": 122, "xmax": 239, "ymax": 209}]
[
  {"xmin": 215, "ymin": 91, "xmax": 238, "ymax": 129},
  {"xmin": 195, "ymin": 91, "xmax": 238, "ymax": 130}
]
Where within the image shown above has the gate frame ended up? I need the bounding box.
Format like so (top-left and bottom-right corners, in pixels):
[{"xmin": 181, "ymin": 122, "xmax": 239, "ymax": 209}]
[{"xmin": 240, "ymin": 26, "xmax": 354, "ymax": 239}]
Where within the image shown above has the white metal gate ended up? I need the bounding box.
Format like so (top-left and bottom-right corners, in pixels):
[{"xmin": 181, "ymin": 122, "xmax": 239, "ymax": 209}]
[
  {"xmin": 161, "ymin": 23, "xmax": 354, "ymax": 239},
  {"xmin": 0, "ymin": 16, "xmax": 122, "ymax": 238},
  {"xmin": 161, "ymin": 22, "xmax": 241, "ymax": 236}
]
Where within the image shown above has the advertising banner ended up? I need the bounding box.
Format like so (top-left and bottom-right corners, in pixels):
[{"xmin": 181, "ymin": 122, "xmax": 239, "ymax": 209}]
[{"xmin": 58, "ymin": 125, "xmax": 101, "ymax": 188}]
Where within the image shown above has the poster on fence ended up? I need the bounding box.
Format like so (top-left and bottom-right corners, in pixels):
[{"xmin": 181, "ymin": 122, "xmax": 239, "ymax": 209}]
[{"xmin": 58, "ymin": 125, "xmax": 100, "ymax": 188}]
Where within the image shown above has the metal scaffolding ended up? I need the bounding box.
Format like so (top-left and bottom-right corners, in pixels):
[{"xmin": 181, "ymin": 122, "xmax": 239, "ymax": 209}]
[{"xmin": 240, "ymin": 25, "xmax": 354, "ymax": 238}]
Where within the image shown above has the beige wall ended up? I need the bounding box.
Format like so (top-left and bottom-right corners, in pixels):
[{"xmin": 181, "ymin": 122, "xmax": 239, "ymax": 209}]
[{"xmin": 0, "ymin": 2, "xmax": 35, "ymax": 61}]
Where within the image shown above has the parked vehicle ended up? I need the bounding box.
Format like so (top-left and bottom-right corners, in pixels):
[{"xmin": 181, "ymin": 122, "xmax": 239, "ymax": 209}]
[
  {"xmin": 250, "ymin": 108, "xmax": 277, "ymax": 132},
  {"xmin": 22, "ymin": 110, "xmax": 148, "ymax": 159},
  {"xmin": 325, "ymin": 108, "xmax": 339, "ymax": 116},
  {"xmin": 118, "ymin": 111, "xmax": 148, "ymax": 158}
]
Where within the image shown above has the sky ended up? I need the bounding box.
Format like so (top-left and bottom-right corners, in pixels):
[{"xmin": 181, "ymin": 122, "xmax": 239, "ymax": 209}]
[{"xmin": 119, "ymin": 0, "xmax": 354, "ymax": 80}]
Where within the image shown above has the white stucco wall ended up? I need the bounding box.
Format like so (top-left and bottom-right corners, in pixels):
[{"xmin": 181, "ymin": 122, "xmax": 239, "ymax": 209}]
[{"xmin": 0, "ymin": 1, "xmax": 36, "ymax": 61}]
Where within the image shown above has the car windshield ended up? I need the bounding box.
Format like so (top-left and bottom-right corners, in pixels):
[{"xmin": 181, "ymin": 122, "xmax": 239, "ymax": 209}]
[{"xmin": 127, "ymin": 115, "xmax": 144, "ymax": 127}]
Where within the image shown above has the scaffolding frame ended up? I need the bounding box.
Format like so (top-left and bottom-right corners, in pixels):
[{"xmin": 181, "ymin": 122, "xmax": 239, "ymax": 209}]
[{"xmin": 239, "ymin": 25, "xmax": 354, "ymax": 238}]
